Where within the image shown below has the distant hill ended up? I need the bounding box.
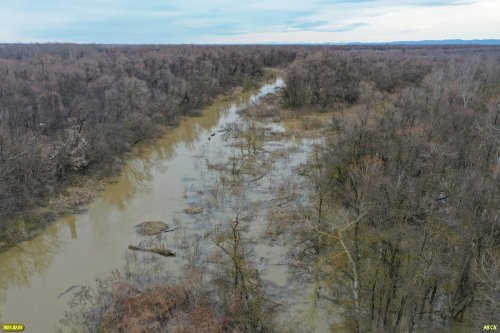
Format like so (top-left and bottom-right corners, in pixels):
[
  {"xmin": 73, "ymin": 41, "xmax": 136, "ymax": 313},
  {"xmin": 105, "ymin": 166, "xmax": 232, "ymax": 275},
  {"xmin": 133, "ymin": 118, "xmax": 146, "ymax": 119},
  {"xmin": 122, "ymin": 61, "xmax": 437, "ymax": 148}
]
[
  {"xmin": 341, "ymin": 39, "xmax": 500, "ymax": 46},
  {"xmin": 264, "ymin": 39, "xmax": 500, "ymax": 46},
  {"xmin": 382, "ymin": 39, "xmax": 500, "ymax": 45}
]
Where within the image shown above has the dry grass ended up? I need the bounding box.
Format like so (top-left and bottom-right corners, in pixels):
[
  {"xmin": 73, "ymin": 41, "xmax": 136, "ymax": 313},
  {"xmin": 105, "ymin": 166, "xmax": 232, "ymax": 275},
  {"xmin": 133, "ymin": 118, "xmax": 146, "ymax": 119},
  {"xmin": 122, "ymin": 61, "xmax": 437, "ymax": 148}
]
[
  {"xmin": 241, "ymin": 93, "xmax": 283, "ymax": 120},
  {"xmin": 135, "ymin": 221, "xmax": 169, "ymax": 236},
  {"xmin": 266, "ymin": 192, "xmax": 305, "ymax": 239},
  {"xmin": 48, "ymin": 178, "xmax": 105, "ymax": 213},
  {"xmin": 97, "ymin": 282, "xmax": 231, "ymax": 333},
  {"xmin": 60, "ymin": 266, "xmax": 251, "ymax": 333},
  {"xmin": 280, "ymin": 114, "xmax": 329, "ymax": 138},
  {"xmin": 168, "ymin": 302, "xmax": 228, "ymax": 333},
  {"xmin": 301, "ymin": 116, "xmax": 324, "ymax": 130},
  {"xmin": 240, "ymin": 91, "xmax": 335, "ymax": 139},
  {"xmin": 184, "ymin": 206, "xmax": 203, "ymax": 215}
]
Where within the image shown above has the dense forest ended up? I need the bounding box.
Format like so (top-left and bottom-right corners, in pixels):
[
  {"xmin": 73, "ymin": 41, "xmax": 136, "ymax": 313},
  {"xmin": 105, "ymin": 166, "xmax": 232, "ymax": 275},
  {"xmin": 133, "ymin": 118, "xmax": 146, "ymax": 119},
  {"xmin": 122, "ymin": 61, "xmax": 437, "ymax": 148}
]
[
  {"xmin": 282, "ymin": 46, "xmax": 500, "ymax": 332},
  {"xmin": 0, "ymin": 44, "xmax": 498, "ymax": 332}
]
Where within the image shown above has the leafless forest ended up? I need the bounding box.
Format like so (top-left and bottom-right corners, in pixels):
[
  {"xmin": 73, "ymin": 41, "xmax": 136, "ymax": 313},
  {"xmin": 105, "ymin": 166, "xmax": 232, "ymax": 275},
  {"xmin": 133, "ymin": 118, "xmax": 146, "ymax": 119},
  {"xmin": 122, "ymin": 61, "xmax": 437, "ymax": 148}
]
[
  {"xmin": 283, "ymin": 46, "xmax": 500, "ymax": 332},
  {"xmin": 0, "ymin": 44, "xmax": 295, "ymax": 244},
  {"xmin": 0, "ymin": 44, "xmax": 499, "ymax": 332}
]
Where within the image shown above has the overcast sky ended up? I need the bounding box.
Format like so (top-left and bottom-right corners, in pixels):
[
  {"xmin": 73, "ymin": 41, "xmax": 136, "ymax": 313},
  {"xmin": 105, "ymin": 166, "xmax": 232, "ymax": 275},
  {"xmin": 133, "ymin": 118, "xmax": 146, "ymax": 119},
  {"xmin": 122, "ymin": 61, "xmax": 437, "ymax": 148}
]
[{"xmin": 0, "ymin": 0, "xmax": 498, "ymax": 44}]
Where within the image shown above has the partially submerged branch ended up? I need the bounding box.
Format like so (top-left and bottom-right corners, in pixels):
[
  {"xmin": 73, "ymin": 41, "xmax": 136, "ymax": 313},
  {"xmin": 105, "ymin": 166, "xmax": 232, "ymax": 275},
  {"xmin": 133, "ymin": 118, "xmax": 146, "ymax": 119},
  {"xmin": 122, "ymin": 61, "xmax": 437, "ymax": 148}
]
[{"xmin": 128, "ymin": 245, "xmax": 176, "ymax": 257}]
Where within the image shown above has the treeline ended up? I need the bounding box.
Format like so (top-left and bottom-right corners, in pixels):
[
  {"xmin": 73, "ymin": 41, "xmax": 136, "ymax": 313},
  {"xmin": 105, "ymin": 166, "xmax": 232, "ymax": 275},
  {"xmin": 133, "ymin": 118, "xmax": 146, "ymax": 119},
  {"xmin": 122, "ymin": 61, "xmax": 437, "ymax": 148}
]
[
  {"xmin": 282, "ymin": 45, "xmax": 499, "ymax": 109},
  {"xmin": 293, "ymin": 47, "xmax": 500, "ymax": 332},
  {"xmin": 0, "ymin": 44, "xmax": 296, "ymax": 228}
]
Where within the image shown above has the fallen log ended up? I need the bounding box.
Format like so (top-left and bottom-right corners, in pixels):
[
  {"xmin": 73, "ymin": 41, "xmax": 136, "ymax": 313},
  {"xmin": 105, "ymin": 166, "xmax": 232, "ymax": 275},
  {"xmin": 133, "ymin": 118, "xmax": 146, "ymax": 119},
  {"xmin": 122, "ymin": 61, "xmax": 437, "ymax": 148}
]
[
  {"xmin": 128, "ymin": 245, "xmax": 176, "ymax": 257},
  {"xmin": 57, "ymin": 284, "xmax": 82, "ymax": 299}
]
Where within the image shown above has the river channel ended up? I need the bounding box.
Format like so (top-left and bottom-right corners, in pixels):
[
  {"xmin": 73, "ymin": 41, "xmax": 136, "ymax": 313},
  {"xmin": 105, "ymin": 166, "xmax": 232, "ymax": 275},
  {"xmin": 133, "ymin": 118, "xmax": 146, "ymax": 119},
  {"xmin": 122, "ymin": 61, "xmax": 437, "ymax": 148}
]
[{"xmin": 0, "ymin": 78, "xmax": 332, "ymax": 332}]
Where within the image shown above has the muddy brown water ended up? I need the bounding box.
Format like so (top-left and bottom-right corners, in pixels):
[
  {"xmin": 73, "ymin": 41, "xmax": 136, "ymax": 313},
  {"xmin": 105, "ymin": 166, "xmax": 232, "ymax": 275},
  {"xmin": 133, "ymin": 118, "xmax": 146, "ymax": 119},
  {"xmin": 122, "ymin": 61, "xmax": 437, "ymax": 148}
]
[{"xmin": 0, "ymin": 78, "xmax": 333, "ymax": 332}]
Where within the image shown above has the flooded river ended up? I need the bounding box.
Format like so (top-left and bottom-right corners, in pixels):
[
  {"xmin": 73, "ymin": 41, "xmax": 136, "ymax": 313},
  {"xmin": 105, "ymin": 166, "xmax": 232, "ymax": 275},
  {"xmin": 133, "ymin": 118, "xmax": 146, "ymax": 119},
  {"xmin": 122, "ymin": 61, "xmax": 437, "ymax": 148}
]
[{"xmin": 0, "ymin": 78, "xmax": 331, "ymax": 332}]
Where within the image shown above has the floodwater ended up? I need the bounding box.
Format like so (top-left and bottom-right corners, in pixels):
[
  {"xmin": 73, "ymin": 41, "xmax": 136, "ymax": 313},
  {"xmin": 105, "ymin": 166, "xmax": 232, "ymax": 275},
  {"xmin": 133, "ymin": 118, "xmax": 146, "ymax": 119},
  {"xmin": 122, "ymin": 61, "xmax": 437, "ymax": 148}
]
[{"xmin": 0, "ymin": 78, "xmax": 331, "ymax": 332}]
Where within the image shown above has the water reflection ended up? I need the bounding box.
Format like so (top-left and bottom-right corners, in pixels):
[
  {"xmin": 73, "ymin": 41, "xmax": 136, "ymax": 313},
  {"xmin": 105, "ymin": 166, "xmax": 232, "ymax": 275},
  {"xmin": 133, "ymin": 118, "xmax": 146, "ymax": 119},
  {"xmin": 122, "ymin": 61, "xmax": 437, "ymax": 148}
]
[
  {"xmin": 0, "ymin": 222, "xmax": 63, "ymax": 314},
  {"xmin": 64, "ymin": 215, "xmax": 77, "ymax": 240}
]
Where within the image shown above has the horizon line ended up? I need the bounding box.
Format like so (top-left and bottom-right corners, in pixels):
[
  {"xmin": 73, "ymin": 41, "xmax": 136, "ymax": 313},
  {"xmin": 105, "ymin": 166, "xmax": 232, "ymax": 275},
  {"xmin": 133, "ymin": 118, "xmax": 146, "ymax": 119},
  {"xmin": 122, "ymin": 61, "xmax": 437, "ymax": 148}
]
[{"xmin": 1, "ymin": 38, "xmax": 500, "ymax": 46}]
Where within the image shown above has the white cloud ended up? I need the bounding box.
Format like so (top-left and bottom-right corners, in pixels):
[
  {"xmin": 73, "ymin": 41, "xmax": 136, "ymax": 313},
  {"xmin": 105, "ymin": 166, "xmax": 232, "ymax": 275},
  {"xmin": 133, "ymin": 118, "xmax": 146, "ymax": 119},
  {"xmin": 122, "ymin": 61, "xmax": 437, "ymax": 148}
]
[
  {"xmin": 206, "ymin": 0, "xmax": 500, "ymax": 43},
  {"xmin": 0, "ymin": 0, "xmax": 498, "ymax": 43}
]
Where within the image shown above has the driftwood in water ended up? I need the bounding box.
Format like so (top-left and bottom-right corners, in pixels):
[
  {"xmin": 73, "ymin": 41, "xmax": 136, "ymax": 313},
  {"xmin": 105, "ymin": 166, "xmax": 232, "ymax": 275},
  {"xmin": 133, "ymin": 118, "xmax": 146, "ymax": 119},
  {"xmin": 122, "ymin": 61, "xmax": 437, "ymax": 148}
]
[
  {"xmin": 57, "ymin": 284, "xmax": 82, "ymax": 299},
  {"xmin": 128, "ymin": 245, "xmax": 176, "ymax": 257}
]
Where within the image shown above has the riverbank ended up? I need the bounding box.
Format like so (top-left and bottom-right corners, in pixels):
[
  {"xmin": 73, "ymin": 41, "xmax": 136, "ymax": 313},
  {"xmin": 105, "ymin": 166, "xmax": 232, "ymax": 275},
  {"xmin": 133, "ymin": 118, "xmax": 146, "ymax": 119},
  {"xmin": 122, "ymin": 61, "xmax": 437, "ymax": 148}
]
[
  {"xmin": 0, "ymin": 70, "xmax": 279, "ymax": 253},
  {"xmin": 0, "ymin": 77, "xmax": 291, "ymax": 333}
]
